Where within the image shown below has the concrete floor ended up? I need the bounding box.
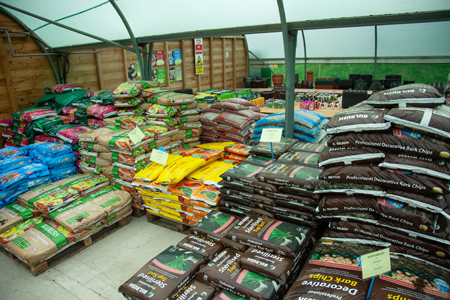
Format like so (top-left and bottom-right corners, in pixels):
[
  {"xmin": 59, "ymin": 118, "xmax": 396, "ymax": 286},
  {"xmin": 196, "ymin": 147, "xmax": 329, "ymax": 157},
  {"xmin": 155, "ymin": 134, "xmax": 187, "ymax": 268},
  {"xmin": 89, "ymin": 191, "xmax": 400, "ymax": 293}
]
[{"xmin": 0, "ymin": 216, "xmax": 185, "ymax": 300}]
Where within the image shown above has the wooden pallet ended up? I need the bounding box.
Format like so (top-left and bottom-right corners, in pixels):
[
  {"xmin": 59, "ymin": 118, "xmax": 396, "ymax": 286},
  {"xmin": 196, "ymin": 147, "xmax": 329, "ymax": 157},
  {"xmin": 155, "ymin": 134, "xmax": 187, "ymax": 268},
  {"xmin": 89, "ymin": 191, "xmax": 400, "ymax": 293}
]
[
  {"xmin": 132, "ymin": 206, "xmax": 146, "ymax": 218},
  {"xmin": 146, "ymin": 211, "xmax": 192, "ymax": 234},
  {"xmin": 2, "ymin": 215, "xmax": 131, "ymax": 276}
]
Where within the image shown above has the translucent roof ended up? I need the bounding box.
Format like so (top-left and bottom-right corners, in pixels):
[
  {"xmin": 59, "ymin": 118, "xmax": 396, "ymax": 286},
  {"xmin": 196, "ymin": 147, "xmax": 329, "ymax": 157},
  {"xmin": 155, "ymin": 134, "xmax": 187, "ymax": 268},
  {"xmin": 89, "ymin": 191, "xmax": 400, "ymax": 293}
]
[{"xmin": 1, "ymin": 0, "xmax": 450, "ymax": 54}]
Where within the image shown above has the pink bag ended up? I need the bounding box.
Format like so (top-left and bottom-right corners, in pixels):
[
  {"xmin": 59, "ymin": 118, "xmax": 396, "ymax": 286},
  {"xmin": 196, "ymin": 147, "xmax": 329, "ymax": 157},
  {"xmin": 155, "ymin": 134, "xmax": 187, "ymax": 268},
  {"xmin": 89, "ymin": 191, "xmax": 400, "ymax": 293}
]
[
  {"xmin": 20, "ymin": 109, "xmax": 57, "ymax": 122},
  {"xmin": 0, "ymin": 117, "xmax": 12, "ymax": 128},
  {"xmin": 56, "ymin": 126, "xmax": 93, "ymax": 144},
  {"xmin": 215, "ymin": 112, "xmax": 254, "ymax": 129}
]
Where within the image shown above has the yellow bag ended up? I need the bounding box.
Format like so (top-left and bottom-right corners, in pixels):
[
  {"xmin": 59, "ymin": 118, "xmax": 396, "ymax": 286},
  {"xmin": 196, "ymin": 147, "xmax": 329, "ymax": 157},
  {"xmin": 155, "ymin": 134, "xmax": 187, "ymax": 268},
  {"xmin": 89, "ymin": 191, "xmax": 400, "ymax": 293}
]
[
  {"xmin": 134, "ymin": 154, "xmax": 182, "ymax": 181},
  {"xmin": 138, "ymin": 189, "xmax": 179, "ymax": 202},
  {"xmin": 188, "ymin": 161, "xmax": 234, "ymax": 183},
  {"xmin": 195, "ymin": 142, "xmax": 235, "ymax": 150},
  {"xmin": 156, "ymin": 156, "xmax": 207, "ymax": 184}
]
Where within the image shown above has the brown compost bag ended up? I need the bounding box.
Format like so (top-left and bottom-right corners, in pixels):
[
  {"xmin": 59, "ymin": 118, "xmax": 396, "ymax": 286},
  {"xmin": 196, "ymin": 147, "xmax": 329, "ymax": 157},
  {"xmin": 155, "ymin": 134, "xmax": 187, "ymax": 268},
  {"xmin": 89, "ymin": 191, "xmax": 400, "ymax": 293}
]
[
  {"xmin": 176, "ymin": 234, "xmax": 225, "ymax": 260},
  {"xmin": 172, "ymin": 279, "xmax": 217, "ymax": 300},
  {"xmin": 226, "ymin": 215, "xmax": 311, "ymax": 258},
  {"xmin": 239, "ymin": 247, "xmax": 295, "ymax": 285},
  {"xmin": 318, "ymin": 147, "xmax": 386, "ymax": 167},
  {"xmin": 119, "ymin": 246, "xmax": 207, "ymax": 300},
  {"xmin": 198, "ymin": 248, "xmax": 281, "ymax": 300},
  {"xmin": 257, "ymin": 163, "xmax": 322, "ymax": 191}
]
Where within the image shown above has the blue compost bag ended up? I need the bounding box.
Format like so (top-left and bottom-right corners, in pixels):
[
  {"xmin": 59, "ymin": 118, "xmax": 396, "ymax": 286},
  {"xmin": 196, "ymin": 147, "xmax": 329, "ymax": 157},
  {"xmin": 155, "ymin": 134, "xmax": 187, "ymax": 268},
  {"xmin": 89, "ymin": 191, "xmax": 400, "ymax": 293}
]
[
  {"xmin": 50, "ymin": 165, "xmax": 77, "ymax": 181},
  {"xmin": 0, "ymin": 147, "xmax": 24, "ymax": 160},
  {"xmin": 36, "ymin": 152, "xmax": 77, "ymax": 169},
  {"xmin": 0, "ymin": 156, "xmax": 32, "ymax": 172}
]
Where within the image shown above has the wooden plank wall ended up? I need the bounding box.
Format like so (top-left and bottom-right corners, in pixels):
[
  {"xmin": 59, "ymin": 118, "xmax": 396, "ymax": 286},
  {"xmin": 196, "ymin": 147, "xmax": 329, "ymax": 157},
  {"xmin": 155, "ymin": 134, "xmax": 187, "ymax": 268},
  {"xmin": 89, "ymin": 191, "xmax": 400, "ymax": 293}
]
[{"xmin": 0, "ymin": 12, "xmax": 249, "ymax": 124}]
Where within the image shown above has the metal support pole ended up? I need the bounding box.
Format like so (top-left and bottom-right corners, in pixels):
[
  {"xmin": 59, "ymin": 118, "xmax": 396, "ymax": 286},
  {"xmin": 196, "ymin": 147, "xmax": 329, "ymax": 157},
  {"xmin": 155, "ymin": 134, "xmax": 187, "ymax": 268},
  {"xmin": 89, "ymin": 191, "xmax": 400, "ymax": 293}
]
[
  {"xmin": 277, "ymin": 0, "xmax": 297, "ymax": 139},
  {"xmin": 301, "ymin": 30, "xmax": 307, "ymax": 80},
  {"xmin": 148, "ymin": 42, "xmax": 154, "ymax": 80},
  {"xmin": 108, "ymin": 0, "xmax": 145, "ymax": 80},
  {"xmin": 0, "ymin": 1, "xmax": 136, "ymax": 53},
  {"xmin": 248, "ymin": 50, "xmax": 276, "ymax": 75},
  {"xmin": 57, "ymin": 55, "xmax": 64, "ymax": 84},
  {"xmin": 373, "ymin": 26, "xmax": 378, "ymax": 81},
  {"xmin": 142, "ymin": 45, "xmax": 148, "ymax": 80}
]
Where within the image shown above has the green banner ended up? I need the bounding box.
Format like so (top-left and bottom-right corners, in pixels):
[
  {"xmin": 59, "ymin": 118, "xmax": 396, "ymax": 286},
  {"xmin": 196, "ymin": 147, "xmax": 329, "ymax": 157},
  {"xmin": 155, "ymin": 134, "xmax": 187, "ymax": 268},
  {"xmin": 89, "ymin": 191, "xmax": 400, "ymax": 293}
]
[
  {"xmin": 6, "ymin": 203, "xmax": 33, "ymax": 220},
  {"xmin": 12, "ymin": 236, "xmax": 31, "ymax": 249},
  {"xmin": 34, "ymin": 223, "xmax": 68, "ymax": 249}
]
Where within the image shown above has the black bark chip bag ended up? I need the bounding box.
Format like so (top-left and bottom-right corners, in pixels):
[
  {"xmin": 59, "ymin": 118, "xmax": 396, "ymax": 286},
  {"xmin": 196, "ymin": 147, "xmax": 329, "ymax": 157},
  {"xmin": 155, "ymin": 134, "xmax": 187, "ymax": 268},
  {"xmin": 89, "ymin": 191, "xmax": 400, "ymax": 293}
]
[
  {"xmin": 221, "ymin": 164, "xmax": 278, "ymax": 192},
  {"xmin": 254, "ymin": 188, "xmax": 320, "ymax": 206},
  {"xmin": 318, "ymin": 147, "xmax": 386, "ymax": 167},
  {"xmin": 177, "ymin": 234, "xmax": 225, "ymax": 261},
  {"xmin": 276, "ymin": 151, "xmax": 320, "ymax": 168},
  {"xmin": 283, "ymin": 238, "xmax": 388, "ymax": 300},
  {"xmin": 239, "ymin": 247, "xmax": 295, "ymax": 285},
  {"xmin": 198, "ymin": 248, "xmax": 281, "ymax": 300},
  {"xmin": 288, "ymin": 141, "xmax": 328, "ymax": 153},
  {"xmin": 219, "ymin": 201, "xmax": 276, "ymax": 219},
  {"xmin": 119, "ymin": 246, "xmax": 207, "ymax": 300},
  {"xmin": 226, "ymin": 215, "xmax": 311, "ymax": 258},
  {"xmin": 367, "ymin": 83, "xmax": 445, "ymax": 108},
  {"xmin": 258, "ymin": 163, "xmax": 322, "ymax": 191}
]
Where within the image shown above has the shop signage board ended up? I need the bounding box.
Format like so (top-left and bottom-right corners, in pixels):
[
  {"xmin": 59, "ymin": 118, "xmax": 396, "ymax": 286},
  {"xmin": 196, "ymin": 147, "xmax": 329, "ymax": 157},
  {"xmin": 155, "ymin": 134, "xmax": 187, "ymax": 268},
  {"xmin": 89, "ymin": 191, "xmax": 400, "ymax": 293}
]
[{"xmin": 194, "ymin": 38, "xmax": 203, "ymax": 75}]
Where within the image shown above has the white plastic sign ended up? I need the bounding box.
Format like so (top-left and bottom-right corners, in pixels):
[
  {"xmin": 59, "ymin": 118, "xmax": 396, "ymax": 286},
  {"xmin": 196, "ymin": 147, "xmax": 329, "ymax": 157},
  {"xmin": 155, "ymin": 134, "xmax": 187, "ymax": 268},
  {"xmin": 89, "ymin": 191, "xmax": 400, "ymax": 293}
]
[
  {"xmin": 150, "ymin": 149, "xmax": 169, "ymax": 166},
  {"xmin": 360, "ymin": 248, "xmax": 391, "ymax": 279},
  {"xmin": 260, "ymin": 128, "xmax": 283, "ymax": 143},
  {"xmin": 128, "ymin": 127, "xmax": 145, "ymax": 144}
]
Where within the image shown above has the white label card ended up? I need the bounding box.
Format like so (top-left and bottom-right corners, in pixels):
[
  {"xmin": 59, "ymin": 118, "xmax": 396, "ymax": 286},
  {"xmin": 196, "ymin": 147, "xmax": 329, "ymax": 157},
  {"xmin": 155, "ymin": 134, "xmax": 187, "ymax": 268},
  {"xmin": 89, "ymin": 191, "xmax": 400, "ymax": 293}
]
[
  {"xmin": 150, "ymin": 149, "xmax": 169, "ymax": 166},
  {"xmin": 360, "ymin": 248, "xmax": 391, "ymax": 279},
  {"xmin": 260, "ymin": 128, "xmax": 283, "ymax": 143},
  {"xmin": 128, "ymin": 127, "xmax": 145, "ymax": 144}
]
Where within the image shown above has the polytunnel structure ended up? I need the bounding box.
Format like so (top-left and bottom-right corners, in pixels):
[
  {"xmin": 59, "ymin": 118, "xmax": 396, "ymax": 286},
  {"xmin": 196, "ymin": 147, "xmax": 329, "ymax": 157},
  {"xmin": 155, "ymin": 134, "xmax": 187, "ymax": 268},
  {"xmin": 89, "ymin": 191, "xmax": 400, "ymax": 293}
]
[{"xmin": 0, "ymin": 0, "xmax": 449, "ymax": 136}]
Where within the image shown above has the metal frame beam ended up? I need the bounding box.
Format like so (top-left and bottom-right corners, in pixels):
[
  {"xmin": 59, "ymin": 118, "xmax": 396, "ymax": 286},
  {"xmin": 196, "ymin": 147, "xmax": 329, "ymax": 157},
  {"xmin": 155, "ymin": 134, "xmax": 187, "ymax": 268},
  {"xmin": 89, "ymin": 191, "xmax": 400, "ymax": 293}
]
[
  {"xmin": 0, "ymin": 6, "xmax": 62, "ymax": 83},
  {"xmin": 0, "ymin": 1, "xmax": 136, "ymax": 53},
  {"xmin": 301, "ymin": 30, "xmax": 306, "ymax": 81},
  {"xmin": 51, "ymin": 10, "xmax": 450, "ymax": 52},
  {"xmin": 108, "ymin": 0, "xmax": 145, "ymax": 79},
  {"xmin": 277, "ymin": 0, "xmax": 297, "ymax": 139},
  {"xmin": 373, "ymin": 26, "xmax": 378, "ymax": 81}
]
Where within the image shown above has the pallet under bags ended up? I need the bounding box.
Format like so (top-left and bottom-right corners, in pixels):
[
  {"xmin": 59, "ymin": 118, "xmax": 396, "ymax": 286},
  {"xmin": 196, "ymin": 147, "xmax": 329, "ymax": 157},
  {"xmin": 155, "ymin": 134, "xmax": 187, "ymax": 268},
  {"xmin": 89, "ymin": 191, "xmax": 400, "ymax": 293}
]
[{"xmin": 119, "ymin": 246, "xmax": 208, "ymax": 300}]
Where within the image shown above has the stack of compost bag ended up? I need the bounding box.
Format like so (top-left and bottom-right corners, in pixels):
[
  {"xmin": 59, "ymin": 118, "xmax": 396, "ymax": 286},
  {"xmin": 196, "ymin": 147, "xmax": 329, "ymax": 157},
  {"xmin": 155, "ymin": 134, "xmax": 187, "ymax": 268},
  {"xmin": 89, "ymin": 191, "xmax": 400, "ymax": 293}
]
[
  {"xmin": 252, "ymin": 110, "xmax": 328, "ymax": 144},
  {"xmin": 306, "ymin": 83, "xmax": 450, "ymax": 299},
  {"xmin": 0, "ymin": 146, "xmax": 51, "ymax": 208},
  {"xmin": 199, "ymin": 98, "xmax": 264, "ymax": 145},
  {"xmin": 218, "ymin": 138, "xmax": 328, "ymax": 236},
  {"xmin": 26, "ymin": 143, "xmax": 78, "ymax": 182},
  {"xmin": 132, "ymin": 147, "xmax": 226, "ymax": 224},
  {"xmin": 119, "ymin": 211, "xmax": 313, "ymax": 300},
  {"xmin": 0, "ymin": 174, "xmax": 132, "ymax": 266},
  {"xmin": 146, "ymin": 91, "xmax": 202, "ymax": 150}
]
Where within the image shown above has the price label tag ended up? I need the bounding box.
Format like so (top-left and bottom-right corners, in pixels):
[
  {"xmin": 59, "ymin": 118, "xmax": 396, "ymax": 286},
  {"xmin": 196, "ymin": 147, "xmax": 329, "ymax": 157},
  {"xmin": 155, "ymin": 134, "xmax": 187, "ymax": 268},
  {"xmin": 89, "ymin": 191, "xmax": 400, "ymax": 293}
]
[
  {"xmin": 150, "ymin": 149, "xmax": 169, "ymax": 166},
  {"xmin": 128, "ymin": 127, "xmax": 145, "ymax": 144},
  {"xmin": 260, "ymin": 128, "xmax": 283, "ymax": 143},
  {"xmin": 361, "ymin": 248, "xmax": 391, "ymax": 279}
]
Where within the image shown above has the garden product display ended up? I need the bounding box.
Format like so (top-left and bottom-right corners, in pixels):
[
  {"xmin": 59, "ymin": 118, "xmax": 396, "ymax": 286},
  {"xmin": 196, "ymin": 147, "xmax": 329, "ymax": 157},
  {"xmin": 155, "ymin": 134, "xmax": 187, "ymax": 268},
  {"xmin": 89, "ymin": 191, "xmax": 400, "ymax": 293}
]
[
  {"xmin": 119, "ymin": 246, "xmax": 207, "ymax": 300},
  {"xmin": 226, "ymin": 215, "xmax": 310, "ymax": 258},
  {"xmin": 176, "ymin": 234, "xmax": 225, "ymax": 260},
  {"xmin": 198, "ymin": 248, "xmax": 281, "ymax": 300}
]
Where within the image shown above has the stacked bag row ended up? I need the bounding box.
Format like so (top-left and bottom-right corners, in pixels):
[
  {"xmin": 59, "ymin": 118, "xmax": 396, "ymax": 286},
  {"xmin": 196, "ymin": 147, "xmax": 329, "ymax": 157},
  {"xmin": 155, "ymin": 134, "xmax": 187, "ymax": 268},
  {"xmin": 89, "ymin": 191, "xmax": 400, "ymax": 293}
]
[
  {"xmin": 252, "ymin": 110, "xmax": 328, "ymax": 144},
  {"xmin": 0, "ymin": 143, "xmax": 78, "ymax": 208},
  {"xmin": 0, "ymin": 172, "xmax": 131, "ymax": 267},
  {"xmin": 119, "ymin": 211, "xmax": 313, "ymax": 300},
  {"xmin": 283, "ymin": 83, "xmax": 450, "ymax": 299},
  {"xmin": 218, "ymin": 138, "xmax": 328, "ymax": 240},
  {"xmin": 200, "ymin": 98, "xmax": 265, "ymax": 145},
  {"xmin": 132, "ymin": 146, "xmax": 232, "ymax": 224}
]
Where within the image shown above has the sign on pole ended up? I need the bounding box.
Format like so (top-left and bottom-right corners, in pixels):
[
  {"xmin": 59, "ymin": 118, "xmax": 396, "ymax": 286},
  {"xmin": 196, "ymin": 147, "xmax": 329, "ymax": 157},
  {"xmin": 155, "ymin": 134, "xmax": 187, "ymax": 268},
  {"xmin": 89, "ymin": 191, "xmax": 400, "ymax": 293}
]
[{"xmin": 194, "ymin": 38, "xmax": 203, "ymax": 75}]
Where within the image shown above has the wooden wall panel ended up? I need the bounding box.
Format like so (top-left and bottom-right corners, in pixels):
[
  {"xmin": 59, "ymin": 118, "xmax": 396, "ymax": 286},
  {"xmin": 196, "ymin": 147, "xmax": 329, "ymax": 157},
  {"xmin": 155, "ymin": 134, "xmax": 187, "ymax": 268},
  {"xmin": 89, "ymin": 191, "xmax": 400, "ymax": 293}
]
[{"xmin": 0, "ymin": 11, "xmax": 249, "ymax": 123}]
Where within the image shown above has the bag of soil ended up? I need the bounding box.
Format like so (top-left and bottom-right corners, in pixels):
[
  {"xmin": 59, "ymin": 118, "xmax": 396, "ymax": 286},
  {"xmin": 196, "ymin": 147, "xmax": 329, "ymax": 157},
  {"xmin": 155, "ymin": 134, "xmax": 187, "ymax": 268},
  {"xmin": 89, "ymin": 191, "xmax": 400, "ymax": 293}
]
[
  {"xmin": 221, "ymin": 163, "xmax": 275, "ymax": 190},
  {"xmin": 316, "ymin": 181, "xmax": 386, "ymax": 197},
  {"xmin": 327, "ymin": 128, "xmax": 450, "ymax": 161},
  {"xmin": 258, "ymin": 163, "xmax": 321, "ymax": 191},
  {"xmin": 177, "ymin": 234, "xmax": 225, "ymax": 260},
  {"xmin": 318, "ymin": 147, "xmax": 386, "ymax": 167},
  {"xmin": 239, "ymin": 247, "xmax": 294, "ymax": 285},
  {"xmin": 384, "ymin": 189, "xmax": 450, "ymax": 215},
  {"xmin": 367, "ymin": 83, "xmax": 445, "ymax": 108},
  {"xmin": 190, "ymin": 211, "xmax": 247, "ymax": 252},
  {"xmin": 0, "ymin": 202, "xmax": 36, "ymax": 234},
  {"xmin": 319, "ymin": 165, "xmax": 449, "ymax": 195},
  {"xmin": 198, "ymin": 248, "xmax": 281, "ymax": 300},
  {"xmin": 218, "ymin": 181, "xmax": 254, "ymax": 193},
  {"xmin": 172, "ymin": 278, "xmax": 217, "ymax": 300},
  {"xmin": 276, "ymin": 151, "xmax": 320, "ymax": 167},
  {"xmin": 330, "ymin": 220, "xmax": 450, "ymax": 260},
  {"xmin": 212, "ymin": 290, "xmax": 249, "ymax": 300},
  {"xmin": 215, "ymin": 113, "xmax": 255, "ymax": 129},
  {"xmin": 326, "ymin": 104, "xmax": 391, "ymax": 134},
  {"xmin": 283, "ymin": 238, "xmax": 389, "ymax": 300},
  {"xmin": 220, "ymin": 201, "xmax": 276, "ymax": 219},
  {"xmin": 370, "ymin": 252, "xmax": 450, "ymax": 300},
  {"xmin": 385, "ymin": 105, "xmax": 450, "ymax": 142},
  {"xmin": 243, "ymin": 155, "xmax": 275, "ymax": 167},
  {"xmin": 119, "ymin": 246, "xmax": 207, "ymax": 300},
  {"xmin": 220, "ymin": 194, "xmax": 255, "ymax": 208},
  {"xmin": 255, "ymin": 189, "xmax": 319, "ymax": 206},
  {"xmin": 379, "ymin": 152, "xmax": 450, "ymax": 181},
  {"xmin": 250, "ymin": 138, "xmax": 298, "ymax": 158},
  {"xmin": 220, "ymin": 187, "xmax": 276, "ymax": 206},
  {"xmin": 226, "ymin": 215, "xmax": 311, "ymax": 258}
]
